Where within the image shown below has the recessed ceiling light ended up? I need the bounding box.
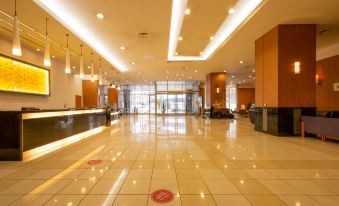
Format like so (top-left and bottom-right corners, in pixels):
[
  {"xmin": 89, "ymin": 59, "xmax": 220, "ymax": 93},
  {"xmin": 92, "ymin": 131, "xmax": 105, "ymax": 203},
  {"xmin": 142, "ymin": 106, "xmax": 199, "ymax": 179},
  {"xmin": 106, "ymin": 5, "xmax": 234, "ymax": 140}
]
[
  {"xmin": 239, "ymin": 60, "xmax": 244, "ymax": 64},
  {"xmin": 52, "ymin": 55, "xmax": 55, "ymax": 58},
  {"xmin": 249, "ymin": 75, "xmax": 252, "ymax": 78},
  {"xmin": 231, "ymin": 75, "xmax": 235, "ymax": 78},
  {"xmin": 199, "ymin": 52, "xmax": 203, "ymax": 55},
  {"xmin": 131, "ymin": 62, "xmax": 136, "ymax": 65},
  {"xmin": 253, "ymin": 77, "xmax": 256, "ymax": 79},
  {"xmin": 138, "ymin": 71, "xmax": 141, "ymax": 74},
  {"xmin": 224, "ymin": 70, "xmax": 227, "ymax": 72},
  {"xmin": 87, "ymin": 66, "xmax": 91, "ymax": 69},
  {"xmin": 36, "ymin": 48, "xmax": 40, "ymax": 51},
  {"xmin": 120, "ymin": 46, "xmax": 126, "ymax": 50},
  {"xmin": 252, "ymin": 69, "xmax": 255, "ymax": 73},
  {"xmin": 178, "ymin": 36, "xmax": 183, "ymax": 41},
  {"xmin": 209, "ymin": 36, "xmax": 214, "ymax": 40},
  {"xmin": 189, "ymin": 76, "xmax": 192, "ymax": 79},
  {"xmin": 194, "ymin": 70, "xmax": 198, "ymax": 73},
  {"xmin": 175, "ymin": 52, "xmax": 179, "ymax": 55},
  {"xmin": 184, "ymin": 8, "xmax": 191, "ymax": 15},
  {"xmin": 96, "ymin": 13, "xmax": 104, "ymax": 19},
  {"xmin": 228, "ymin": 8, "xmax": 235, "ymax": 14},
  {"xmin": 181, "ymin": 74, "xmax": 184, "ymax": 76},
  {"xmin": 72, "ymin": 66, "xmax": 76, "ymax": 69},
  {"xmin": 166, "ymin": 70, "xmax": 170, "ymax": 74},
  {"xmin": 176, "ymin": 74, "xmax": 179, "ymax": 76}
]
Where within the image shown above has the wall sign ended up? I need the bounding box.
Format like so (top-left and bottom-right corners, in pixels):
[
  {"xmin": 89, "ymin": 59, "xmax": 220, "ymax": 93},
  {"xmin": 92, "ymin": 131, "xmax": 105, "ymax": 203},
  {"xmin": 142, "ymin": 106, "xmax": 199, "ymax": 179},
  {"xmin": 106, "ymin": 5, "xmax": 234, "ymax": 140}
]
[
  {"xmin": 0, "ymin": 54, "xmax": 50, "ymax": 96},
  {"xmin": 334, "ymin": 83, "xmax": 339, "ymax": 91}
]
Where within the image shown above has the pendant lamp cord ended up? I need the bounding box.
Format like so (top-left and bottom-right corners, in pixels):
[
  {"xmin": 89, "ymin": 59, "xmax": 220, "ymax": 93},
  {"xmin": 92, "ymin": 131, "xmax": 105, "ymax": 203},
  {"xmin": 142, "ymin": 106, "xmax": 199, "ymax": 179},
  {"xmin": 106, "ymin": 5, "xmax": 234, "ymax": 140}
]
[{"xmin": 14, "ymin": 0, "xmax": 17, "ymax": 16}]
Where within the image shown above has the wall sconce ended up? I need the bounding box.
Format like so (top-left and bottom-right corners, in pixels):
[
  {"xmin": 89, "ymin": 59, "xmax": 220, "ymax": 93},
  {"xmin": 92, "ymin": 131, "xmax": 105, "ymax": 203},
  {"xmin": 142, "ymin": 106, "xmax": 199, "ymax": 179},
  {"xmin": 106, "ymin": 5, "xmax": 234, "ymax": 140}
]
[
  {"xmin": 316, "ymin": 74, "xmax": 323, "ymax": 85},
  {"xmin": 216, "ymin": 86, "xmax": 220, "ymax": 93},
  {"xmin": 294, "ymin": 61, "xmax": 300, "ymax": 74}
]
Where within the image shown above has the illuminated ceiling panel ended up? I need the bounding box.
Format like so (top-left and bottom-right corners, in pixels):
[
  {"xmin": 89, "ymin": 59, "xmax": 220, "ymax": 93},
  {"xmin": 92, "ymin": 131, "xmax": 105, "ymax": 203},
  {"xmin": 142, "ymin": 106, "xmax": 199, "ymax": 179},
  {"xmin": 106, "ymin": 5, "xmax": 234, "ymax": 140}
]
[{"xmin": 168, "ymin": 0, "xmax": 265, "ymax": 61}]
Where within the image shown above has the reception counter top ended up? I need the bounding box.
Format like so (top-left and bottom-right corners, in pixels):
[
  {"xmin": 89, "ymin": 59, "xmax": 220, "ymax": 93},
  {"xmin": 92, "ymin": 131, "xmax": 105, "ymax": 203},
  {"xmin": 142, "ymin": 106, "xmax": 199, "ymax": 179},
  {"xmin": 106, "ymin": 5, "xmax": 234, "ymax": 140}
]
[{"xmin": 0, "ymin": 108, "xmax": 107, "ymax": 161}]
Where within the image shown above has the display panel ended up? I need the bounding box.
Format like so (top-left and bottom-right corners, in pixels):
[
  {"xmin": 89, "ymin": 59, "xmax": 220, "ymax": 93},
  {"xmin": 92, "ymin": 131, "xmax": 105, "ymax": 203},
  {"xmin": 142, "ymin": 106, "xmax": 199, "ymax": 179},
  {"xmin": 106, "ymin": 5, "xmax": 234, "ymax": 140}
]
[{"xmin": 0, "ymin": 54, "xmax": 50, "ymax": 96}]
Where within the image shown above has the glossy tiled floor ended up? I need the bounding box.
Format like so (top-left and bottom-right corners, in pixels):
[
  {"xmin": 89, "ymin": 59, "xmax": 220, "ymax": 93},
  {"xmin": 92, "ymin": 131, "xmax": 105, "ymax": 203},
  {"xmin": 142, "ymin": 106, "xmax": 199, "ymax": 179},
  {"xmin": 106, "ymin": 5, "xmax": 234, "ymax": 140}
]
[{"xmin": 0, "ymin": 115, "xmax": 339, "ymax": 206}]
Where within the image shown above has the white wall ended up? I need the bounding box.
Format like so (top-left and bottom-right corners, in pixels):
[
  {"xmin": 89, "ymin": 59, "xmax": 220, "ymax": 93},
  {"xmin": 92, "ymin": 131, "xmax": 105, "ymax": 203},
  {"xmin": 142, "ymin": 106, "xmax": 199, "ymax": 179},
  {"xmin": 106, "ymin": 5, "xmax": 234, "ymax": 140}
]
[
  {"xmin": 317, "ymin": 42, "xmax": 339, "ymax": 61},
  {"xmin": 0, "ymin": 37, "xmax": 82, "ymax": 110}
]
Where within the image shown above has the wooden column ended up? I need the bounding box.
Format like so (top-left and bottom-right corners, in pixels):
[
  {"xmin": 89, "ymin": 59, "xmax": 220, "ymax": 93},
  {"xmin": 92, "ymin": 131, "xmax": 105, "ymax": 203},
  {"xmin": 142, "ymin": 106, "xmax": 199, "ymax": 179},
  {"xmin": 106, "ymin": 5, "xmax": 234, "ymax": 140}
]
[
  {"xmin": 82, "ymin": 80, "xmax": 99, "ymax": 107},
  {"xmin": 255, "ymin": 24, "xmax": 316, "ymax": 136},
  {"xmin": 108, "ymin": 88, "xmax": 119, "ymax": 106},
  {"xmin": 205, "ymin": 72, "xmax": 226, "ymax": 108}
]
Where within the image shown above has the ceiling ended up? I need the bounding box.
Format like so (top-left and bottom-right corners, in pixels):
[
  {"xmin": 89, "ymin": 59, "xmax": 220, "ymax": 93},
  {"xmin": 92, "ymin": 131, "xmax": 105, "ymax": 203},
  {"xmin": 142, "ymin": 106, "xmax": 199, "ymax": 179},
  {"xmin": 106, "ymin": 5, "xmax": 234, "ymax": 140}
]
[{"xmin": 1, "ymin": 0, "xmax": 339, "ymax": 86}]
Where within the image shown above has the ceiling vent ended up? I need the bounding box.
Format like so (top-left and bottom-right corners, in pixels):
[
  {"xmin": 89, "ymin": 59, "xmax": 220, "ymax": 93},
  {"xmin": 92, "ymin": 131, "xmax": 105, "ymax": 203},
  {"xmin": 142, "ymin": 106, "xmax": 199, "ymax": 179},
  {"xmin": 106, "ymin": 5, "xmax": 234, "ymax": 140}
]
[{"xmin": 137, "ymin": 32, "xmax": 151, "ymax": 39}]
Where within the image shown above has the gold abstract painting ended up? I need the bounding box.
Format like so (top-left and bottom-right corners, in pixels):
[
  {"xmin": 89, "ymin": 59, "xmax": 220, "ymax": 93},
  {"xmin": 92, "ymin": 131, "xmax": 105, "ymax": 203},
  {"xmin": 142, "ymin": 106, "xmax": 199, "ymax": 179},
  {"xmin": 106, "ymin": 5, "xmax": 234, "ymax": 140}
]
[{"xmin": 0, "ymin": 55, "xmax": 50, "ymax": 95}]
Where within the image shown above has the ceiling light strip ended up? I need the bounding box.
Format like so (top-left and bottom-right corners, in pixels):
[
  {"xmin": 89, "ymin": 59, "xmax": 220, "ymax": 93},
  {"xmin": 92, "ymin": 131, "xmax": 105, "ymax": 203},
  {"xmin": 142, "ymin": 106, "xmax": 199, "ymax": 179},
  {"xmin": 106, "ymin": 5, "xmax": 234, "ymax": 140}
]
[
  {"xmin": 33, "ymin": 0, "xmax": 128, "ymax": 72},
  {"xmin": 168, "ymin": 0, "xmax": 188, "ymax": 59},
  {"xmin": 168, "ymin": 0, "xmax": 264, "ymax": 61}
]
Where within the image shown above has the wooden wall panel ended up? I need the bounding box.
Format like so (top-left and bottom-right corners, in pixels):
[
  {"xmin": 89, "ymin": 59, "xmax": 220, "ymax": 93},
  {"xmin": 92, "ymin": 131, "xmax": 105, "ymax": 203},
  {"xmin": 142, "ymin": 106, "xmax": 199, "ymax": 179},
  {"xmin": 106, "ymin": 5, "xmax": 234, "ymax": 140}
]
[
  {"xmin": 199, "ymin": 87, "xmax": 205, "ymax": 108},
  {"xmin": 263, "ymin": 27, "xmax": 278, "ymax": 107},
  {"xmin": 82, "ymin": 80, "xmax": 98, "ymax": 108},
  {"xmin": 108, "ymin": 88, "xmax": 119, "ymax": 106},
  {"xmin": 75, "ymin": 95, "xmax": 82, "ymax": 108},
  {"xmin": 255, "ymin": 37, "xmax": 264, "ymax": 106},
  {"xmin": 205, "ymin": 73, "xmax": 226, "ymax": 107},
  {"xmin": 316, "ymin": 55, "xmax": 339, "ymax": 111},
  {"xmin": 237, "ymin": 88, "xmax": 255, "ymax": 109},
  {"xmin": 278, "ymin": 25, "xmax": 316, "ymax": 107}
]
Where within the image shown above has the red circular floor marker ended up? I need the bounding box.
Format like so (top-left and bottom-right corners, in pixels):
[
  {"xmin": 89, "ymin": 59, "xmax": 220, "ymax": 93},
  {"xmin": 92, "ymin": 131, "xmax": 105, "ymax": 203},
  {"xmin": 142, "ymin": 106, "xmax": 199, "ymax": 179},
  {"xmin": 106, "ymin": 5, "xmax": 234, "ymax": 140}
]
[
  {"xmin": 87, "ymin": 159, "xmax": 102, "ymax": 165},
  {"xmin": 151, "ymin": 189, "xmax": 174, "ymax": 204}
]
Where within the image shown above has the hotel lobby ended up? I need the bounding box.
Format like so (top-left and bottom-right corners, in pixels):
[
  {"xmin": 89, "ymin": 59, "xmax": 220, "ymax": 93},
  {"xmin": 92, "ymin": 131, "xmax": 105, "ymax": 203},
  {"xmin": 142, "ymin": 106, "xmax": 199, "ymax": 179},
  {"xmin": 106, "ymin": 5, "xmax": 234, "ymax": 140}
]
[{"xmin": 0, "ymin": 0, "xmax": 339, "ymax": 205}]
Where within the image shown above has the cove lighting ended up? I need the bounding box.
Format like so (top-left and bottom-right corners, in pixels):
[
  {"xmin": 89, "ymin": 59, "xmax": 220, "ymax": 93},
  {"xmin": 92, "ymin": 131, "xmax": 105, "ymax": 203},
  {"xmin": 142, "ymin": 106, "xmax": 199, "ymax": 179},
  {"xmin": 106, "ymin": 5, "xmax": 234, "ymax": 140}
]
[
  {"xmin": 168, "ymin": 0, "xmax": 264, "ymax": 61},
  {"xmin": 34, "ymin": 0, "xmax": 128, "ymax": 72}
]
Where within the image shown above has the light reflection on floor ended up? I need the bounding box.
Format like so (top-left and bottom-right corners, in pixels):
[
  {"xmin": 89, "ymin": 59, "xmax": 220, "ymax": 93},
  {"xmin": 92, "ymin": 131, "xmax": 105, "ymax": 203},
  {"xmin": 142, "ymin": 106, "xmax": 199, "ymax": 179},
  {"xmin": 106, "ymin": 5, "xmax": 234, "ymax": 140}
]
[{"xmin": 0, "ymin": 115, "xmax": 338, "ymax": 206}]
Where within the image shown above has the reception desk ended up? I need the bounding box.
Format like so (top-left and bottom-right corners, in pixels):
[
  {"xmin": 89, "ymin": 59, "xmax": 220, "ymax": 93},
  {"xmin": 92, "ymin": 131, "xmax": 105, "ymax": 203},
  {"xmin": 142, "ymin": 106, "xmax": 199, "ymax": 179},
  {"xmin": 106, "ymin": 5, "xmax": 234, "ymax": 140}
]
[{"xmin": 0, "ymin": 108, "xmax": 107, "ymax": 161}]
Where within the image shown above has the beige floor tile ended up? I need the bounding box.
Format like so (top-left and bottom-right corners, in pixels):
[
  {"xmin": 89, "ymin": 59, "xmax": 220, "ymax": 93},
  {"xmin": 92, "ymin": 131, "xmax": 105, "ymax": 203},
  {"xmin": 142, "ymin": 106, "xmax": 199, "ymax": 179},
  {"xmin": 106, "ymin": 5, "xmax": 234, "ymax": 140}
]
[
  {"xmin": 150, "ymin": 179, "xmax": 179, "ymax": 194},
  {"xmin": 119, "ymin": 179, "xmax": 151, "ymax": 194},
  {"xmin": 153, "ymin": 161, "xmax": 174, "ymax": 169},
  {"xmin": 278, "ymin": 195, "xmax": 322, "ymax": 206},
  {"xmin": 126, "ymin": 169, "xmax": 152, "ymax": 179},
  {"xmin": 26, "ymin": 169, "xmax": 63, "ymax": 179},
  {"xmin": 89, "ymin": 179, "xmax": 124, "ymax": 194},
  {"xmin": 111, "ymin": 161, "xmax": 134, "ymax": 169},
  {"xmin": 0, "ymin": 180, "xmax": 45, "ymax": 195},
  {"xmin": 312, "ymin": 180, "xmax": 339, "ymax": 195},
  {"xmin": 11, "ymin": 195, "xmax": 53, "ymax": 206},
  {"xmin": 101, "ymin": 169, "xmax": 129, "ymax": 179},
  {"xmin": 245, "ymin": 169, "xmax": 278, "ymax": 179},
  {"xmin": 79, "ymin": 195, "xmax": 116, "ymax": 206},
  {"xmin": 113, "ymin": 195, "xmax": 148, "ymax": 206},
  {"xmin": 222, "ymin": 169, "xmax": 254, "ymax": 179},
  {"xmin": 205, "ymin": 179, "xmax": 240, "ymax": 194},
  {"xmin": 180, "ymin": 194, "xmax": 216, "ymax": 206},
  {"xmin": 245, "ymin": 195, "xmax": 286, "ymax": 206},
  {"xmin": 133, "ymin": 161, "xmax": 154, "ymax": 169},
  {"xmin": 76, "ymin": 168, "xmax": 107, "ymax": 179},
  {"xmin": 199, "ymin": 169, "xmax": 226, "ymax": 179},
  {"xmin": 268, "ymin": 169, "xmax": 304, "ymax": 180},
  {"xmin": 58, "ymin": 179, "xmax": 97, "ymax": 195},
  {"xmin": 152, "ymin": 169, "xmax": 176, "ymax": 179},
  {"xmin": 231, "ymin": 180, "xmax": 272, "ymax": 195},
  {"xmin": 258, "ymin": 180, "xmax": 303, "ymax": 195},
  {"xmin": 45, "ymin": 194, "xmax": 84, "ymax": 205},
  {"xmin": 29, "ymin": 179, "xmax": 72, "ymax": 195},
  {"xmin": 176, "ymin": 169, "xmax": 202, "ymax": 179},
  {"xmin": 311, "ymin": 195, "xmax": 339, "ymax": 206},
  {"xmin": 285, "ymin": 180, "xmax": 334, "ymax": 195},
  {"xmin": 213, "ymin": 195, "xmax": 251, "ymax": 206},
  {"xmin": 178, "ymin": 179, "xmax": 210, "ymax": 194},
  {"xmin": 0, "ymin": 195, "xmax": 21, "ymax": 205}
]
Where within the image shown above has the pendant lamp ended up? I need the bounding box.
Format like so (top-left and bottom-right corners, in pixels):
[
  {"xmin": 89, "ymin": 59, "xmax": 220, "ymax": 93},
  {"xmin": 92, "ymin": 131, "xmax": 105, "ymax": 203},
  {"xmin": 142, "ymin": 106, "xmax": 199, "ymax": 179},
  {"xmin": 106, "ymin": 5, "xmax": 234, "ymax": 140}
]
[
  {"xmin": 44, "ymin": 18, "xmax": 51, "ymax": 67},
  {"xmin": 79, "ymin": 45, "xmax": 84, "ymax": 78},
  {"xmin": 65, "ymin": 34, "xmax": 71, "ymax": 74},
  {"xmin": 12, "ymin": 0, "xmax": 22, "ymax": 56}
]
